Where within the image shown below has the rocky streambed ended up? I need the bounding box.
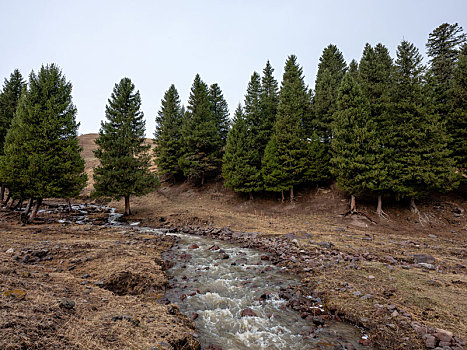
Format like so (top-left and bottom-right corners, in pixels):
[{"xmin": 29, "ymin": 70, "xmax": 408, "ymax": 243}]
[{"xmin": 162, "ymin": 232, "xmax": 368, "ymax": 350}]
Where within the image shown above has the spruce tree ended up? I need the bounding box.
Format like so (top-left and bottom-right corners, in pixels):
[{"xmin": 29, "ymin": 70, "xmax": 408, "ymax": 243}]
[
  {"xmin": 93, "ymin": 77, "xmax": 158, "ymax": 215},
  {"xmin": 313, "ymin": 44, "xmax": 347, "ymax": 144},
  {"xmin": 0, "ymin": 64, "xmax": 86, "ymax": 220},
  {"xmin": 154, "ymin": 84, "xmax": 184, "ymax": 182},
  {"xmin": 0, "ymin": 69, "xmax": 26, "ymax": 200},
  {"xmin": 264, "ymin": 55, "xmax": 324, "ymax": 201},
  {"xmin": 449, "ymin": 44, "xmax": 467, "ymax": 171},
  {"xmin": 222, "ymin": 105, "xmax": 257, "ymax": 197},
  {"xmin": 348, "ymin": 59, "xmax": 359, "ymax": 80},
  {"xmin": 179, "ymin": 74, "xmax": 222, "ymax": 185},
  {"xmin": 331, "ymin": 73, "xmax": 376, "ymax": 212},
  {"xmin": 391, "ymin": 40, "xmax": 458, "ymax": 210},
  {"xmin": 358, "ymin": 43, "xmax": 394, "ymax": 214},
  {"xmin": 208, "ymin": 83, "xmax": 230, "ymax": 144},
  {"xmin": 242, "ymin": 72, "xmax": 264, "ymax": 194},
  {"xmin": 259, "ymin": 61, "xmax": 279, "ymax": 157},
  {"xmin": 261, "ymin": 134, "xmax": 289, "ymax": 201},
  {"xmin": 426, "ymin": 23, "xmax": 466, "ymax": 114}
]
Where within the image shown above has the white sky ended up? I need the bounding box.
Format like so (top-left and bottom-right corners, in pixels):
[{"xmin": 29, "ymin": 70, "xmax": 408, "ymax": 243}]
[{"xmin": 1, "ymin": 0, "xmax": 466, "ymax": 137}]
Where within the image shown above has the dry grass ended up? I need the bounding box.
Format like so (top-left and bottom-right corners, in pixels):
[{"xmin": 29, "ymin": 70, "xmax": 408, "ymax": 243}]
[{"xmin": 0, "ymin": 218, "xmax": 198, "ymax": 350}]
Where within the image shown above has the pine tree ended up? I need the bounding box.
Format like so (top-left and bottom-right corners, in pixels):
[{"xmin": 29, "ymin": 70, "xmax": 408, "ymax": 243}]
[
  {"xmin": 179, "ymin": 74, "xmax": 222, "ymax": 185},
  {"xmin": 261, "ymin": 134, "xmax": 289, "ymax": 201},
  {"xmin": 208, "ymin": 83, "xmax": 230, "ymax": 144},
  {"xmin": 358, "ymin": 43, "xmax": 394, "ymax": 214},
  {"xmin": 222, "ymin": 105, "xmax": 257, "ymax": 197},
  {"xmin": 241, "ymin": 72, "xmax": 263, "ymax": 193},
  {"xmin": 264, "ymin": 55, "xmax": 322, "ymax": 201},
  {"xmin": 0, "ymin": 64, "xmax": 87, "ymax": 220},
  {"xmin": 449, "ymin": 44, "xmax": 467, "ymax": 171},
  {"xmin": 259, "ymin": 61, "xmax": 279, "ymax": 157},
  {"xmin": 0, "ymin": 69, "xmax": 26, "ymax": 200},
  {"xmin": 348, "ymin": 59, "xmax": 359, "ymax": 80},
  {"xmin": 154, "ymin": 84, "xmax": 183, "ymax": 182},
  {"xmin": 331, "ymin": 73, "xmax": 376, "ymax": 212},
  {"xmin": 93, "ymin": 77, "xmax": 158, "ymax": 215},
  {"xmin": 391, "ymin": 40, "xmax": 458, "ymax": 210},
  {"xmin": 426, "ymin": 23, "xmax": 466, "ymax": 114},
  {"xmin": 313, "ymin": 44, "xmax": 347, "ymax": 144}
]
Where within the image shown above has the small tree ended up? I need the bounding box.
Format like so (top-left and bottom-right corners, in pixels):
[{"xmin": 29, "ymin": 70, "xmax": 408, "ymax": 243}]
[
  {"xmin": 0, "ymin": 64, "xmax": 86, "ymax": 220},
  {"xmin": 93, "ymin": 77, "xmax": 158, "ymax": 215},
  {"xmin": 154, "ymin": 84, "xmax": 184, "ymax": 182}
]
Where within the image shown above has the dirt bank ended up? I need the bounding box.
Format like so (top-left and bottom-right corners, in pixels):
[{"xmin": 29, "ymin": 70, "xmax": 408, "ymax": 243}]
[{"xmin": 0, "ymin": 206, "xmax": 200, "ymax": 350}]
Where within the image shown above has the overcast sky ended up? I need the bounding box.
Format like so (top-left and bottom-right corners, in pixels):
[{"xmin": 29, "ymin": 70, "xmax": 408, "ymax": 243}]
[{"xmin": 1, "ymin": 0, "xmax": 466, "ymax": 136}]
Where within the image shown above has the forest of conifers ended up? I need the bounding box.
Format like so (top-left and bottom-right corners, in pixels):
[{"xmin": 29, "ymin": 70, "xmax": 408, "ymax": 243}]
[{"xmin": 0, "ymin": 23, "xmax": 465, "ymax": 220}]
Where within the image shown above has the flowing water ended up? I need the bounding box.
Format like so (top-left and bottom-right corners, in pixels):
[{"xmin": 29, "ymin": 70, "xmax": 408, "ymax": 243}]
[
  {"xmin": 42, "ymin": 203, "xmax": 368, "ymax": 349},
  {"xmin": 164, "ymin": 233, "xmax": 368, "ymax": 350}
]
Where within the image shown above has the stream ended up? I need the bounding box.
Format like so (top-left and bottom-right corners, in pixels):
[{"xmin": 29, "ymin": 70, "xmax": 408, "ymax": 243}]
[
  {"xmin": 164, "ymin": 233, "xmax": 368, "ymax": 350},
  {"xmin": 40, "ymin": 203, "xmax": 368, "ymax": 349}
]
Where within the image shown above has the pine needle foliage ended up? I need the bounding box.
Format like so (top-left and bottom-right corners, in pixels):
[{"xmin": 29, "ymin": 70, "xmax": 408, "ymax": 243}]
[{"xmin": 93, "ymin": 77, "xmax": 158, "ymax": 215}]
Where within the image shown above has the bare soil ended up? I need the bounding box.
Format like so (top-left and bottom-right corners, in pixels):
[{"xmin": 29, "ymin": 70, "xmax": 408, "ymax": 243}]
[{"xmin": 0, "ymin": 206, "xmax": 199, "ymax": 350}]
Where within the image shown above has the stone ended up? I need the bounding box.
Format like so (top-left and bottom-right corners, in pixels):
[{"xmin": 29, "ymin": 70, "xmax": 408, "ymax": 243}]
[
  {"xmin": 413, "ymin": 254, "xmax": 435, "ymax": 264},
  {"xmin": 188, "ymin": 244, "xmax": 199, "ymax": 249},
  {"xmin": 424, "ymin": 335, "xmax": 436, "ymax": 348},
  {"xmin": 59, "ymin": 298, "xmax": 75, "ymax": 310},
  {"xmin": 434, "ymin": 329, "xmax": 453, "ymax": 343},
  {"xmin": 81, "ymin": 273, "xmax": 90, "ymax": 279},
  {"xmin": 3, "ymin": 289, "xmax": 26, "ymax": 300},
  {"xmin": 6, "ymin": 248, "xmax": 14, "ymax": 254},
  {"xmin": 418, "ymin": 263, "xmax": 435, "ymax": 270},
  {"xmin": 240, "ymin": 308, "xmax": 257, "ymax": 317},
  {"xmin": 191, "ymin": 312, "xmax": 199, "ymax": 320}
]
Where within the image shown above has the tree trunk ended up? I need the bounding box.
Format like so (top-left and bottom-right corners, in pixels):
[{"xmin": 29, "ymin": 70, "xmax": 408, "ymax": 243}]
[
  {"xmin": 281, "ymin": 191, "xmax": 285, "ymax": 203},
  {"xmin": 29, "ymin": 198, "xmax": 43, "ymax": 222},
  {"xmin": 201, "ymin": 174, "xmax": 205, "ymax": 186},
  {"xmin": 249, "ymin": 192, "xmax": 253, "ymax": 201},
  {"xmin": 350, "ymin": 195, "xmax": 356, "ymax": 212},
  {"xmin": 376, "ymin": 194, "xmax": 383, "ymax": 216},
  {"xmin": 13, "ymin": 198, "xmax": 23, "ymax": 210},
  {"xmin": 24, "ymin": 198, "xmax": 34, "ymax": 216},
  {"xmin": 3, "ymin": 193, "xmax": 11, "ymax": 207},
  {"xmin": 0, "ymin": 184, "xmax": 4, "ymax": 201},
  {"xmin": 66, "ymin": 198, "xmax": 72, "ymax": 212},
  {"xmin": 290, "ymin": 187, "xmax": 294, "ymax": 203},
  {"xmin": 124, "ymin": 195, "xmax": 131, "ymax": 216},
  {"xmin": 410, "ymin": 198, "xmax": 419, "ymax": 214},
  {"xmin": 7, "ymin": 198, "xmax": 16, "ymax": 209}
]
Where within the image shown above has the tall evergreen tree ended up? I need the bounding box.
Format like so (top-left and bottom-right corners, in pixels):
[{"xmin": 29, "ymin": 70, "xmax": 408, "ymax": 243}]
[
  {"xmin": 179, "ymin": 74, "xmax": 223, "ymax": 185},
  {"xmin": 348, "ymin": 59, "xmax": 359, "ymax": 80},
  {"xmin": 426, "ymin": 23, "xmax": 466, "ymax": 114},
  {"xmin": 241, "ymin": 72, "xmax": 264, "ymax": 194},
  {"xmin": 93, "ymin": 77, "xmax": 158, "ymax": 216},
  {"xmin": 154, "ymin": 84, "xmax": 184, "ymax": 182},
  {"xmin": 264, "ymin": 55, "xmax": 324, "ymax": 201},
  {"xmin": 208, "ymin": 83, "xmax": 230, "ymax": 144},
  {"xmin": 449, "ymin": 44, "xmax": 467, "ymax": 171},
  {"xmin": 313, "ymin": 44, "xmax": 347, "ymax": 143},
  {"xmin": 331, "ymin": 73, "xmax": 376, "ymax": 212},
  {"xmin": 391, "ymin": 40, "xmax": 458, "ymax": 210},
  {"xmin": 0, "ymin": 69, "xmax": 26, "ymax": 200},
  {"xmin": 0, "ymin": 64, "xmax": 86, "ymax": 220},
  {"xmin": 222, "ymin": 105, "xmax": 257, "ymax": 197},
  {"xmin": 259, "ymin": 61, "xmax": 279, "ymax": 156},
  {"xmin": 358, "ymin": 43, "xmax": 394, "ymax": 214}
]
